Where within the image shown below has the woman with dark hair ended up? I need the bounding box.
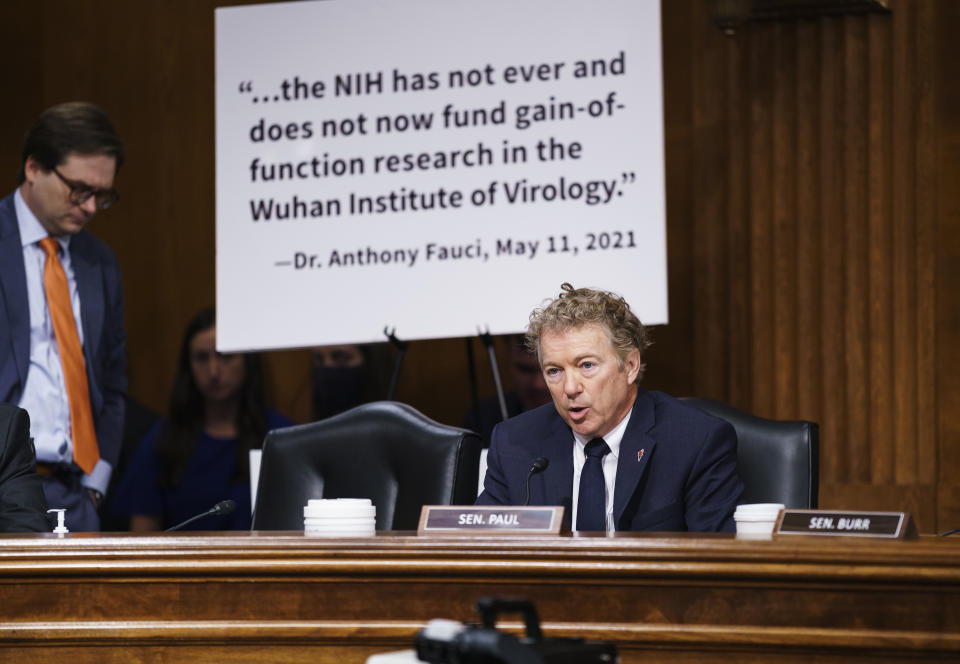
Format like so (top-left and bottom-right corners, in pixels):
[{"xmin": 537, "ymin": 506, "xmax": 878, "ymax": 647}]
[{"xmin": 112, "ymin": 308, "xmax": 291, "ymax": 531}]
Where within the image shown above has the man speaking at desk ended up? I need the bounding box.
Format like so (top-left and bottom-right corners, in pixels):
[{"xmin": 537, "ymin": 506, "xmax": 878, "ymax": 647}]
[{"xmin": 477, "ymin": 283, "xmax": 743, "ymax": 532}]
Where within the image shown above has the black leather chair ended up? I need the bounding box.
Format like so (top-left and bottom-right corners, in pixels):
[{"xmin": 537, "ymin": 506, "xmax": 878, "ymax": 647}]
[
  {"xmin": 681, "ymin": 397, "xmax": 819, "ymax": 509},
  {"xmin": 252, "ymin": 401, "xmax": 482, "ymax": 530},
  {"xmin": 0, "ymin": 403, "xmax": 50, "ymax": 532}
]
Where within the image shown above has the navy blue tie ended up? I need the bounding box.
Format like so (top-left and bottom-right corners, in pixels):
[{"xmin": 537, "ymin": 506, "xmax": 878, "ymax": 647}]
[{"xmin": 577, "ymin": 438, "xmax": 611, "ymax": 531}]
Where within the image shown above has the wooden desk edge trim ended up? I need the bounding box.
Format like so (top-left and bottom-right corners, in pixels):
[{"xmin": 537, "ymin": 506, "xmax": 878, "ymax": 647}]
[
  {"xmin": 1, "ymin": 533, "xmax": 956, "ymax": 569},
  {"xmin": 1, "ymin": 559, "xmax": 958, "ymax": 586},
  {"xmin": 1, "ymin": 620, "xmax": 957, "ymax": 653}
]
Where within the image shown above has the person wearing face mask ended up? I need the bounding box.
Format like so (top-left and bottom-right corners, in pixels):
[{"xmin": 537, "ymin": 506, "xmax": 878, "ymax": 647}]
[
  {"xmin": 310, "ymin": 343, "xmax": 391, "ymax": 420},
  {"xmin": 112, "ymin": 308, "xmax": 291, "ymax": 531}
]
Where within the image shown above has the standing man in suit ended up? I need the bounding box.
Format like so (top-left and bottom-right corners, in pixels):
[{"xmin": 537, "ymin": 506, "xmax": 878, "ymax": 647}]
[
  {"xmin": 0, "ymin": 403, "xmax": 50, "ymax": 532},
  {"xmin": 477, "ymin": 283, "xmax": 743, "ymax": 532},
  {"xmin": 0, "ymin": 102, "xmax": 127, "ymax": 531}
]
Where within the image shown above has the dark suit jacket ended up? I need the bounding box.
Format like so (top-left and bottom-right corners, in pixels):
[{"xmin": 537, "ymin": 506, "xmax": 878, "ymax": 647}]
[
  {"xmin": 0, "ymin": 192, "xmax": 127, "ymax": 477},
  {"xmin": 477, "ymin": 389, "xmax": 744, "ymax": 532},
  {"xmin": 0, "ymin": 403, "xmax": 50, "ymax": 532}
]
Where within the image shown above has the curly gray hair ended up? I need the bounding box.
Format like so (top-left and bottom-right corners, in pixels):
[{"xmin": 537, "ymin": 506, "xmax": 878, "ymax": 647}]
[{"xmin": 525, "ymin": 283, "xmax": 652, "ymax": 384}]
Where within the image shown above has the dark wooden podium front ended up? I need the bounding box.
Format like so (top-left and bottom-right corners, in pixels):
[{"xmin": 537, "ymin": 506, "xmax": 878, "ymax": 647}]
[{"xmin": 0, "ymin": 531, "xmax": 957, "ymax": 662}]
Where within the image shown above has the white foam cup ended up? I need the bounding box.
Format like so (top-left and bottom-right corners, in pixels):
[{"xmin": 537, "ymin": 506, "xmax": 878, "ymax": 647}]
[
  {"xmin": 735, "ymin": 503, "xmax": 784, "ymax": 514},
  {"xmin": 305, "ymin": 524, "xmax": 375, "ymax": 533},
  {"xmin": 734, "ymin": 503, "xmax": 784, "ymax": 539},
  {"xmin": 304, "ymin": 526, "xmax": 376, "ymax": 538},
  {"xmin": 303, "ymin": 498, "xmax": 377, "ymax": 537},
  {"xmin": 304, "ymin": 517, "xmax": 376, "ymax": 528},
  {"xmin": 308, "ymin": 498, "xmax": 371, "ymax": 508},
  {"xmin": 304, "ymin": 498, "xmax": 375, "ymax": 519}
]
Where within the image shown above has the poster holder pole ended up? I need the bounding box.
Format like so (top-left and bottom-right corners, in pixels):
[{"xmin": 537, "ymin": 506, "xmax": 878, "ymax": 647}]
[
  {"xmin": 384, "ymin": 327, "xmax": 408, "ymax": 401},
  {"xmin": 478, "ymin": 329, "xmax": 509, "ymax": 422},
  {"xmin": 465, "ymin": 338, "xmax": 481, "ymax": 427}
]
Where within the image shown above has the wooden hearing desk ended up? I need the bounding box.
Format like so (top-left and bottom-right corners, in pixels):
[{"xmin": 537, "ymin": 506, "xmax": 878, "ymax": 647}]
[{"xmin": 0, "ymin": 531, "xmax": 958, "ymax": 662}]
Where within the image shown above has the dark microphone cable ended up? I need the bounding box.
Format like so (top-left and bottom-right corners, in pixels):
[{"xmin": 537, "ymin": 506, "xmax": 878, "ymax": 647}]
[
  {"xmin": 523, "ymin": 457, "xmax": 549, "ymax": 506},
  {"xmin": 165, "ymin": 499, "xmax": 237, "ymax": 532}
]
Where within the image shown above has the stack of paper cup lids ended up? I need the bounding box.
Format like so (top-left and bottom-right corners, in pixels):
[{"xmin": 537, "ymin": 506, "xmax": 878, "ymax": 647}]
[
  {"xmin": 733, "ymin": 503, "xmax": 785, "ymax": 539},
  {"xmin": 304, "ymin": 498, "xmax": 376, "ymax": 537}
]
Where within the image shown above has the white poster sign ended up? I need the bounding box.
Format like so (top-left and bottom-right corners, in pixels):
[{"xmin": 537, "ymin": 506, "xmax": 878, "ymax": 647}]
[{"xmin": 215, "ymin": 0, "xmax": 666, "ymax": 351}]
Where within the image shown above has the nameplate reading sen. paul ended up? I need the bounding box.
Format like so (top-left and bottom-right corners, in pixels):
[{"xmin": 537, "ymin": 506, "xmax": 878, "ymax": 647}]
[
  {"xmin": 418, "ymin": 506, "xmax": 564, "ymax": 535},
  {"xmin": 776, "ymin": 509, "xmax": 916, "ymax": 539}
]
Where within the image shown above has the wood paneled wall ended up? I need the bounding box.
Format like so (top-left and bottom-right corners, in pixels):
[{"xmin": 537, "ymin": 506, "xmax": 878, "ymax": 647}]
[
  {"xmin": 0, "ymin": 1, "xmax": 956, "ymax": 531},
  {"xmin": 657, "ymin": 0, "xmax": 959, "ymax": 532}
]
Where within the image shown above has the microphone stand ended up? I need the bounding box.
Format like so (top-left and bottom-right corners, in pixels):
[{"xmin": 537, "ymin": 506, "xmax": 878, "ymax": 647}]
[
  {"xmin": 523, "ymin": 458, "xmax": 549, "ymax": 506},
  {"xmin": 165, "ymin": 500, "xmax": 236, "ymax": 532}
]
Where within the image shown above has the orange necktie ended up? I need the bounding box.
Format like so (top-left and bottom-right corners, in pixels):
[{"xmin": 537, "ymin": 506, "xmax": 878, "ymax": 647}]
[{"xmin": 39, "ymin": 237, "xmax": 99, "ymax": 474}]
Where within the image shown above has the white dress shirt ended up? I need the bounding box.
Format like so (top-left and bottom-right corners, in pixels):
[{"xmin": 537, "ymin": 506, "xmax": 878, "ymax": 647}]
[
  {"xmin": 14, "ymin": 188, "xmax": 86, "ymax": 466},
  {"xmin": 571, "ymin": 410, "xmax": 632, "ymax": 534}
]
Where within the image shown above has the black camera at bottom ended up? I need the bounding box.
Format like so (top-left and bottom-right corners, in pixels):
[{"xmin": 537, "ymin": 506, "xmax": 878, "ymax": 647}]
[{"xmin": 415, "ymin": 597, "xmax": 618, "ymax": 664}]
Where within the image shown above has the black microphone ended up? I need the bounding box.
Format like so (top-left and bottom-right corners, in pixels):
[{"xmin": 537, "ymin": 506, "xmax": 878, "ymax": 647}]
[
  {"xmin": 523, "ymin": 457, "xmax": 549, "ymax": 506},
  {"xmin": 164, "ymin": 499, "xmax": 236, "ymax": 532}
]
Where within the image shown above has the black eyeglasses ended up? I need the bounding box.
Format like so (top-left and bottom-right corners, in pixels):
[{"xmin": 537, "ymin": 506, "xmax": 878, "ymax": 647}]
[{"xmin": 52, "ymin": 167, "xmax": 119, "ymax": 210}]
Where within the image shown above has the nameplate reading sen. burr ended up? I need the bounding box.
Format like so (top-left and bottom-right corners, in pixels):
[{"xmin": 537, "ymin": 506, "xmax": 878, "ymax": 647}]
[
  {"xmin": 418, "ymin": 506, "xmax": 564, "ymax": 535},
  {"xmin": 776, "ymin": 509, "xmax": 916, "ymax": 539}
]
